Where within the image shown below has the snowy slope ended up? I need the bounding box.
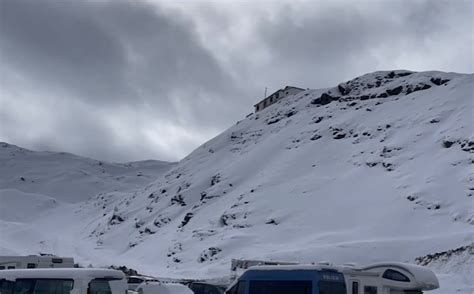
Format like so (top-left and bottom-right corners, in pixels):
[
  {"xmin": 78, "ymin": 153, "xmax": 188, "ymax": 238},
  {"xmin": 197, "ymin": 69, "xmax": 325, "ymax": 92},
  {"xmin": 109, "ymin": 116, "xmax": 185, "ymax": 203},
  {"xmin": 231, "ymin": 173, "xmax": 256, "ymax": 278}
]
[
  {"xmin": 1, "ymin": 71, "xmax": 472, "ymax": 292},
  {"xmin": 0, "ymin": 142, "xmax": 175, "ymax": 203},
  {"xmin": 0, "ymin": 144, "xmax": 175, "ymax": 255}
]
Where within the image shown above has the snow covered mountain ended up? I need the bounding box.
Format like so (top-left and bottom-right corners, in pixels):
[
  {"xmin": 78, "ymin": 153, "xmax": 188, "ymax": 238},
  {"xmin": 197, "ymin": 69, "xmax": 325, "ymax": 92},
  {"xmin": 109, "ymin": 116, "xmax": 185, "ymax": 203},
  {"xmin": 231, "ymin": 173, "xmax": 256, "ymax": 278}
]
[
  {"xmin": 0, "ymin": 143, "xmax": 175, "ymax": 248},
  {"xmin": 0, "ymin": 142, "xmax": 175, "ymax": 203},
  {"xmin": 1, "ymin": 70, "xmax": 472, "ymax": 292}
]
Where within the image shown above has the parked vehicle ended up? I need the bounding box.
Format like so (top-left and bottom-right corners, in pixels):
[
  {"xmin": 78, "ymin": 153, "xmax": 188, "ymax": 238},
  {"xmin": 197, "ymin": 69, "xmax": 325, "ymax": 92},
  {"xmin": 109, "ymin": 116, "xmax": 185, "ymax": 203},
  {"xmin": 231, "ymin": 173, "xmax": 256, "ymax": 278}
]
[
  {"xmin": 226, "ymin": 265, "xmax": 346, "ymax": 294},
  {"xmin": 187, "ymin": 281, "xmax": 226, "ymax": 294},
  {"xmin": 0, "ymin": 268, "xmax": 127, "ymax": 294},
  {"xmin": 127, "ymin": 275, "xmax": 160, "ymax": 291},
  {"xmin": 341, "ymin": 262, "xmax": 439, "ymax": 294},
  {"xmin": 135, "ymin": 281, "xmax": 194, "ymax": 294},
  {"xmin": 225, "ymin": 262, "xmax": 439, "ymax": 294},
  {"xmin": 0, "ymin": 255, "xmax": 74, "ymax": 270}
]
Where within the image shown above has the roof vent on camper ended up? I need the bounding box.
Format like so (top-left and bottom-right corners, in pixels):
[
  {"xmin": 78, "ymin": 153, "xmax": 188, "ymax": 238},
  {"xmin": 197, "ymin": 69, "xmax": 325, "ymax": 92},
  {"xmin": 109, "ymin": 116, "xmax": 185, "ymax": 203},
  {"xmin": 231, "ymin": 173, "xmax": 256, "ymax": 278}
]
[
  {"xmin": 317, "ymin": 261, "xmax": 331, "ymax": 266},
  {"xmin": 343, "ymin": 263, "xmax": 358, "ymax": 267}
]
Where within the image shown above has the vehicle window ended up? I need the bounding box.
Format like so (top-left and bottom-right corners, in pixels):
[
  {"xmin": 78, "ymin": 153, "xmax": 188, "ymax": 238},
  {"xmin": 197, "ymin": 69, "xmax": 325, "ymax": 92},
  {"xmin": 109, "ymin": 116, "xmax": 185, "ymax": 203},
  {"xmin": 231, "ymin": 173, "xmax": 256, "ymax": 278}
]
[
  {"xmin": 319, "ymin": 281, "xmax": 346, "ymax": 294},
  {"xmin": 7, "ymin": 267, "xmax": 15, "ymax": 270},
  {"xmin": 226, "ymin": 281, "xmax": 245, "ymax": 294},
  {"xmin": 13, "ymin": 279, "xmax": 34, "ymax": 294},
  {"xmin": 352, "ymin": 281, "xmax": 359, "ymax": 294},
  {"xmin": 226, "ymin": 283, "xmax": 238, "ymax": 294},
  {"xmin": 33, "ymin": 280, "xmax": 73, "ymax": 294},
  {"xmin": 0, "ymin": 280, "xmax": 15, "ymax": 294},
  {"xmin": 88, "ymin": 279, "xmax": 112, "ymax": 294},
  {"xmin": 127, "ymin": 278, "xmax": 143, "ymax": 284},
  {"xmin": 364, "ymin": 286, "xmax": 377, "ymax": 294},
  {"xmin": 26, "ymin": 264, "xmax": 36, "ymax": 269},
  {"xmin": 189, "ymin": 283, "xmax": 204, "ymax": 293},
  {"xmin": 13, "ymin": 279, "xmax": 73, "ymax": 294},
  {"xmin": 236, "ymin": 281, "xmax": 246, "ymax": 294},
  {"xmin": 0, "ymin": 266, "xmax": 6, "ymax": 270},
  {"xmin": 390, "ymin": 291, "xmax": 422, "ymax": 294},
  {"xmin": 205, "ymin": 285, "xmax": 224, "ymax": 294},
  {"xmin": 249, "ymin": 280, "xmax": 311, "ymax": 294},
  {"xmin": 382, "ymin": 270, "xmax": 410, "ymax": 282}
]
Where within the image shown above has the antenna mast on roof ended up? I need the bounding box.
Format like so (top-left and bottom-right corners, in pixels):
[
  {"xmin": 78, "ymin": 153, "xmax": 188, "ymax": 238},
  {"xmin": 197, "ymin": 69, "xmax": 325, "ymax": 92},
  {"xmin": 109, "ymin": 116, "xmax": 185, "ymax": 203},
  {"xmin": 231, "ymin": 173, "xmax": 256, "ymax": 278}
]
[{"xmin": 264, "ymin": 87, "xmax": 267, "ymax": 98}]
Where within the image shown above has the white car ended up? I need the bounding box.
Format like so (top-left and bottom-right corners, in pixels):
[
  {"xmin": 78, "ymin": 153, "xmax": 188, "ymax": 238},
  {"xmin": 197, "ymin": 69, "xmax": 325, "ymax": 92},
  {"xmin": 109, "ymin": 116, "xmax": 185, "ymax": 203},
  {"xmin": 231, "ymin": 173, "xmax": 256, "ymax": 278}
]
[
  {"xmin": 0, "ymin": 268, "xmax": 127, "ymax": 294},
  {"xmin": 135, "ymin": 281, "xmax": 194, "ymax": 294}
]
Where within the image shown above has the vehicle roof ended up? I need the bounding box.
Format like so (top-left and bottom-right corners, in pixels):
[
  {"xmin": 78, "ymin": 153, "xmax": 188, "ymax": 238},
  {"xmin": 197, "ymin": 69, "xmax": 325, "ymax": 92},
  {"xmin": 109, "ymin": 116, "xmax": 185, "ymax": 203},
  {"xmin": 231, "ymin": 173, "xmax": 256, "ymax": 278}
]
[
  {"xmin": 127, "ymin": 275, "xmax": 158, "ymax": 280},
  {"xmin": 190, "ymin": 281, "xmax": 227, "ymax": 286},
  {"xmin": 0, "ymin": 268, "xmax": 125, "ymax": 280},
  {"xmin": 246, "ymin": 264, "xmax": 340, "ymax": 272},
  {"xmin": 354, "ymin": 262, "xmax": 439, "ymax": 289},
  {"xmin": 137, "ymin": 282, "xmax": 193, "ymax": 294}
]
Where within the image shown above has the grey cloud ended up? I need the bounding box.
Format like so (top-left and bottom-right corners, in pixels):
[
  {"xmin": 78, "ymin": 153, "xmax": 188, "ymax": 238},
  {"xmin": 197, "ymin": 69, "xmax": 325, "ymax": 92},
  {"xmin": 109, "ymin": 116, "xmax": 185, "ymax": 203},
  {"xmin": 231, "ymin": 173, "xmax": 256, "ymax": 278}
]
[
  {"xmin": 0, "ymin": 0, "xmax": 247, "ymax": 161},
  {"xmin": 0, "ymin": 0, "xmax": 131, "ymax": 103},
  {"xmin": 251, "ymin": 0, "xmax": 473, "ymax": 89},
  {"xmin": 0, "ymin": 0, "xmax": 472, "ymax": 162},
  {"xmin": 0, "ymin": 0, "xmax": 241, "ymax": 115}
]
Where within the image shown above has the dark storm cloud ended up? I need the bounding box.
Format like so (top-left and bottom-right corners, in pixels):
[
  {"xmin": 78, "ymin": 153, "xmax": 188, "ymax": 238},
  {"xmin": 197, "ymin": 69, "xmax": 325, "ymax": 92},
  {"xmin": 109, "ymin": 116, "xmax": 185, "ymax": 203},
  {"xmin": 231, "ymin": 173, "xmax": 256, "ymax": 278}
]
[
  {"xmin": 0, "ymin": 0, "xmax": 239, "ymax": 108},
  {"xmin": 0, "ymin": 0, "xmax": 472, "ymax": 162},
  {"xmin": 0, "ymin": 0, "xmax": 131, "ymax": 103},
  {"xmin": 0, "ymin": 0, "xmax": 245, "ymax": 161}
]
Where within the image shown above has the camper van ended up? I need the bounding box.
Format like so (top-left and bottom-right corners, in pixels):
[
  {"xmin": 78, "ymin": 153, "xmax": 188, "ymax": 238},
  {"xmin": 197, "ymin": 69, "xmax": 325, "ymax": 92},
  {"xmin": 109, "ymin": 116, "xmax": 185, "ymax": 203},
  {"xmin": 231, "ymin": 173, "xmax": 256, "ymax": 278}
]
[
  {"xmin": 225, "ymin": 262, "xmax": 439, "ymax": 294},
  {"xmin": 0, "ymin": 255, "xmax": 74, "ymax": 270},
  {"xmin": 341, "ymin": 262, "xmax": 439, "ymax": 294},
  {"xmin": 0, "ymin": 268, "xmax": 127, "ymax": 294}
]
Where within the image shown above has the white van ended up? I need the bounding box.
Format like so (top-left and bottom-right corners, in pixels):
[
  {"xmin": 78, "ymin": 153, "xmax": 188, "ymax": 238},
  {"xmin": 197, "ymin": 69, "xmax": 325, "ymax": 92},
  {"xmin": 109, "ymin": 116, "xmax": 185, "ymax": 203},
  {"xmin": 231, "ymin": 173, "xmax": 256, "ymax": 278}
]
[{"xmin": 0, "ymin": 268, "xmax": 127, "ymax": 294}]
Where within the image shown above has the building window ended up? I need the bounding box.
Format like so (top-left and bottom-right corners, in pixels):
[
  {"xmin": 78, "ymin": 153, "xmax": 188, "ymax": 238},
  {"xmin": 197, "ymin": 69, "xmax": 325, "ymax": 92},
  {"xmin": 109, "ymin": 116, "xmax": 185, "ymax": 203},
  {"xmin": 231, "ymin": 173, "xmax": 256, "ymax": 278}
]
[{"xmin": 275, "ymin": 92, "xmax": 280, "ymax": 99}]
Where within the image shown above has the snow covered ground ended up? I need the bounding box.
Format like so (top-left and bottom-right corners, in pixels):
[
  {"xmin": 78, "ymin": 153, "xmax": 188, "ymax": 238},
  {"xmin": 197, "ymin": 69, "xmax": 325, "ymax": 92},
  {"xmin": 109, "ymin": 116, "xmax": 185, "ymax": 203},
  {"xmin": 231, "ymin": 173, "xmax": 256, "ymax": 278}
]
[{"xmin": 0, "ymin": 70, "xmax": 472, "ymax": 292}]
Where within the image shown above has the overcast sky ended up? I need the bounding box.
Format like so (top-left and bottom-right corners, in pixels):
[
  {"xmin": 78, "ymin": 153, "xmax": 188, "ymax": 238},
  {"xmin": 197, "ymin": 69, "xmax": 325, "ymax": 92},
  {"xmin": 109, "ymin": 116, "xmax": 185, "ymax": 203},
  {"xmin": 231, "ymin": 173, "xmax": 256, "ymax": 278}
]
[{"xmin": 0, "ymin": 0, "xmax": 472, "ymax": 162}]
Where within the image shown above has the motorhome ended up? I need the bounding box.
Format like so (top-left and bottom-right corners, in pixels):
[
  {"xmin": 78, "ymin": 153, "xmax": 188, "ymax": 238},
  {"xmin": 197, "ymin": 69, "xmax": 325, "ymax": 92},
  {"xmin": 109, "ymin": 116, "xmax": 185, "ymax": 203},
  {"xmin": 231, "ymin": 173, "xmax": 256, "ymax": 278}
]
[
  {"xmin": 0, "ymin": 255, "xmax": 74, "ymax": 270},
  {"xmin": 225, "ymin": 262, "xmax": 439, "ymax": 294},
  {"xmin": 0, "ymin": 268, "xmax": 127, "ymax": 294},
  {"xmin": 341, "ymin": 262, "xmax": 439, "ymax": 294}
]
